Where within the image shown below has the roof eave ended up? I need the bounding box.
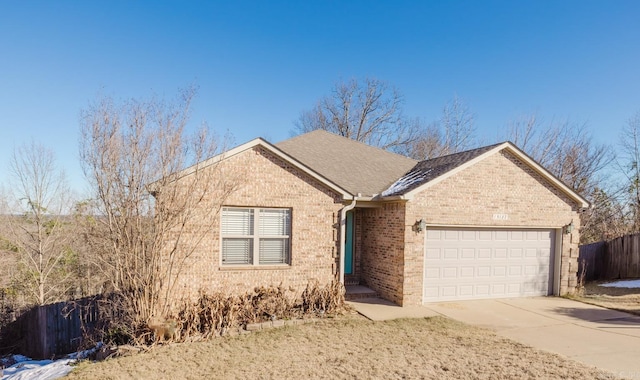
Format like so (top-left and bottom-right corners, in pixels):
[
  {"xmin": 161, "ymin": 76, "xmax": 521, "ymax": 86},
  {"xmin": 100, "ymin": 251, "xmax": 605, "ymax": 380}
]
[{"xmin": 373, "ymin": 194, "xmax": 412, "ymax": 201}]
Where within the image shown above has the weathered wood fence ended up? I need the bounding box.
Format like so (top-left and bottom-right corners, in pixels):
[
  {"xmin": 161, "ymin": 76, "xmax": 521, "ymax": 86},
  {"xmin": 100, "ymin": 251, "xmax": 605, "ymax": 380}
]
[
  {"xmin": 1, "ymin": 297, "xmax": 100, "ymax": 359},
  {"xmin": 579, "ymin": 233, "xmax": 640, "ymax": 281}
]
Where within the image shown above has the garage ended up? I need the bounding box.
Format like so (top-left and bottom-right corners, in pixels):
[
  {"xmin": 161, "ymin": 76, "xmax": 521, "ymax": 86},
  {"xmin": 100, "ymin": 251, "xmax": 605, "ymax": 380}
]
[
  {"xmin": 354, "ymin": 141, "xmax": 588, "ymax": 306},
  {"xmin": 423, "ymin": 228, "xmax": 556, "ymax": 303}
]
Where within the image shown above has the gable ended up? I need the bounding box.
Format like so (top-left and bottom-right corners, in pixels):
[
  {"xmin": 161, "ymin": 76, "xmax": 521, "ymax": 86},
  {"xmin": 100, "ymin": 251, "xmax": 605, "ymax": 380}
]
[
  {"xmin": 169, "ymin": 137, "xmax": 352, "ymax": 200},
  {"xmin": 382, "ymin": 142, "xmax": 589, "ymax": 209},
  {"xmin": 221, "ymin": 145, "xmax": 345, "ymax": 206},
  {"xmin": 407, "ymin": 149, "xmax": 581, "ymax": 228},
  {"xmin": 381, "ymin": 143, "xmax": 501, "ymax": 197}
]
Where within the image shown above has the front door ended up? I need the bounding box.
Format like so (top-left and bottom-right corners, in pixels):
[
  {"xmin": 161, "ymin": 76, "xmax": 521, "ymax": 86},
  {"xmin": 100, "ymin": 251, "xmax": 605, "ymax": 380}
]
[{"xmin": 345, "ymin": 210, "xmax": 354, "ymax": 275}]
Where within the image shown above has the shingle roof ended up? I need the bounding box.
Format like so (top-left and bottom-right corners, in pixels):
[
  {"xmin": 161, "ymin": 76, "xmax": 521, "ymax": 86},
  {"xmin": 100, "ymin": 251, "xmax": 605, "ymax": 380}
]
[
  {"xmin": 381, "ymin": 143, "xmax": 504, "ymax": 197},
  {"xmin": 276, "ymin": 130, "xmax": 418, "ymax": 197}
]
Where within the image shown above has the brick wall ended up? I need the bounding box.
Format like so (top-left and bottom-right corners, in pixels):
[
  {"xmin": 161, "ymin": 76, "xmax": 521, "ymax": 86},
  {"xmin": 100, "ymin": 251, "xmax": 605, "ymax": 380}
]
[
  {"xmin": 401, "ymin": 150, "xmax": 582, "ymax": 305},
  {"xmin": 172, "ymin": 146, "xmax": 344, "ymax": 302},
  {"xmin": 360, "ymin": 202, "xmax": 407, "ymax": 304},
  {"xmin": 170, "ymin": 146, "xmax": 582, "ymax": 307}
]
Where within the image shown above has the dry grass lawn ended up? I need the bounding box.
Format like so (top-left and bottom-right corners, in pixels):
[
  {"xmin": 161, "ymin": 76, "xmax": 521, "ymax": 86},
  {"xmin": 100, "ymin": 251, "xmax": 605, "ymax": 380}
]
[
  {"xmin": 67, "ymin": 315, "xmax": 618, "ymax": 380},
  {"xmin": 573, "ymin": 281, "xmax": 640, "ymax": 316}
]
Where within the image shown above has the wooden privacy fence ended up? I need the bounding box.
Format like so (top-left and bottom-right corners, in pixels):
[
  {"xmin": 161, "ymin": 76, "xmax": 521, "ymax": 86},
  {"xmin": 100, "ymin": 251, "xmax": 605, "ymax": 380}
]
[
  {"xmin": 1, "ymin": 297, "xmax": 100, "ymax": 359},
  {"xmin": 579, "ymin": 233, "xmax": 640, "ymax": 281}
]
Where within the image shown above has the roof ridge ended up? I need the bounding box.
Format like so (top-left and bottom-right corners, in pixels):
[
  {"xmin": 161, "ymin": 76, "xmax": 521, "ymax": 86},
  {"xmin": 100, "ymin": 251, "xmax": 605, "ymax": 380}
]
[
  {"xmin": 418, "ymin": 141, "xmax": 505, "ymax": 164},
  {"xmin": 280, "ymin": 129, "xmax": 417, "ymax": 163},
  {"xmin": 276, "ymin": 129, "xmax": 418, "ymax": 196}
]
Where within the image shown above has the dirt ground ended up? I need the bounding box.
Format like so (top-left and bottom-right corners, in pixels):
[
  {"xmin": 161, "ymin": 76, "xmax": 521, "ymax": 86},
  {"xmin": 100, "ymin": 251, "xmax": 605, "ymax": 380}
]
[
  {"xmin": 66, "ymin": 315, "xmax": 619, "ymax": 380},
  {"xmin": 572, "ymin": 281, "xmax": 640, "ymax": 316}
]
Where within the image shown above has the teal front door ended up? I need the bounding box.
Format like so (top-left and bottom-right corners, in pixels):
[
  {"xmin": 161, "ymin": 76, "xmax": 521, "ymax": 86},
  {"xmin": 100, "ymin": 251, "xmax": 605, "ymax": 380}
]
[{"xmin": 345, "ymin": 210, "xmax": 354, "ymax": 275}]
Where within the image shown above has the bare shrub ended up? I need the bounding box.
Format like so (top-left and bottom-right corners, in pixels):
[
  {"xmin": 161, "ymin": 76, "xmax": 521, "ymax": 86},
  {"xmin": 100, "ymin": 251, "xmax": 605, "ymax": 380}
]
[
  {"xmin": 172, "ymin": 281, "xmax": 347, "ymax": 342},
  {"xmin": 79, "ymin": 88, "xmax": 236, "ymax": 340},
  {"xmin": 0, "ymin": 289, "xmax": 20, "ymax": 332},
  {"xmin": 176, "ymin": 291, "xmax": 239, "ymax": 341},
  {"xmin": 301, "ymin": 280, "xmax": 345, "ymax": 315},
  {"xmin": 73, "ymin": 293, "xmax": 136, "ymax": 347},
  {"xmin": 576, "ymin": 259, "xmax": 588, "ymax": 296},
  {"xmin": 175, "ymin": 286, "xmax": 298, "ymax": 341},
  {"xmin": 238, "ymin": 285, "xmax": 297, "ymax": 323}
]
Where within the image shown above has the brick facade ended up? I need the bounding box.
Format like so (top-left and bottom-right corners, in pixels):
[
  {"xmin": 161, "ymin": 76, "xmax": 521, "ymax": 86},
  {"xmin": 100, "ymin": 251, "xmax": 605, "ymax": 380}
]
[
  {"xmin": 359, "ymin": 202, "xmax": 406, "ymax": 303},
  {"xmin": 350, "ymin": 150, "xmax": 582, "ymax": 306},
  {"xmin": 171, "ymin": 142, "xmax": 583, "ymax": 308},
  {"xmin": 173, "ymin": 146, "xmax": 343, "ymax": 301},
  {"xmin": 400, "ymin": 151, "xmax": 581, "ymax": 305}
]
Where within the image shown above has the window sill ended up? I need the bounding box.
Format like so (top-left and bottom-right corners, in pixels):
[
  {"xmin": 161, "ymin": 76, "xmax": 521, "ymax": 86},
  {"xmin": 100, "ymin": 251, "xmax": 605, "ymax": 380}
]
[{"xmin": 219, "ymin": 265, "xmax": 292, "ymax": 271}]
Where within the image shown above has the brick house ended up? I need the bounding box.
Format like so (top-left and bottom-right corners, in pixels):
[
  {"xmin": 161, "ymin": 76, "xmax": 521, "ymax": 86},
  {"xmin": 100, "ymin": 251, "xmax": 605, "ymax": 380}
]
[{"xmin": 171, "ymin": 130, "xmax": 589, "ymax": 306}]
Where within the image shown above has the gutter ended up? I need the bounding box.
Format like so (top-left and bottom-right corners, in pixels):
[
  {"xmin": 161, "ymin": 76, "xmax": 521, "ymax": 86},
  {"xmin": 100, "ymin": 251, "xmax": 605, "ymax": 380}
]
[
  {"xmin": 338, "ymin": 197, "xmax": 358, "ymax": 284},
  {"xmin": 373, "ymin": 194, "xmax": 410, "ymax": 201}
]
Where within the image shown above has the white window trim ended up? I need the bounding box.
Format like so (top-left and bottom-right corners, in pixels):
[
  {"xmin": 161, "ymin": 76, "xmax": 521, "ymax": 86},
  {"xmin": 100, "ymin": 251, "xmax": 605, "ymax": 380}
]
[{"xmin": 220, "ymin": 207, "xmax": 291, "ymax": 267}]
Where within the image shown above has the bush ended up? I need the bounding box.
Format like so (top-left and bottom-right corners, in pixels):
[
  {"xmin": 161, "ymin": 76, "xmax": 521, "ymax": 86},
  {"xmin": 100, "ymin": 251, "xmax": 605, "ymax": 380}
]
[
  {"xmin": 75, "ymin": 281, "xmax": 347, "ymax": 346},
  {"xmin": 173, "ymin": 281, "xmax": 346, "ymax": 341},
  {"xmin": 301, "ymin": 280, "xmax": 345, "ymax": 315}
]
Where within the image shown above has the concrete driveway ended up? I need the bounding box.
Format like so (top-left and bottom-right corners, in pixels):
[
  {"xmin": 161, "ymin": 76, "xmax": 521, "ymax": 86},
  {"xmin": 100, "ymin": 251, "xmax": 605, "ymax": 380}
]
[
  {"xmin": 424, "ymin": 297, "xmax": 640, "ymax": 379},
  {"xmin": 348, "ymin": 296, "xmax": 640, "ymax": 377}
]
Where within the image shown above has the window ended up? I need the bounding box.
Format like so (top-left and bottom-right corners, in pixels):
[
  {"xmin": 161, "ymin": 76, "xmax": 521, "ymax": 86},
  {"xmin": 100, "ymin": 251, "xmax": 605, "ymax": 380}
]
[{"xmin": 221, "ymin": 207, "xmax": 291, "ymax": 266}]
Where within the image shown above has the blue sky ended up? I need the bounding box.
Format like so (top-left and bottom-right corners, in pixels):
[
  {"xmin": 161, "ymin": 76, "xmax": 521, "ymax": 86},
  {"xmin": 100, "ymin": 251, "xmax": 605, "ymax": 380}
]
[{"xmin": 1, "ymin": 1, "xmax": 639, "ymax": 195}]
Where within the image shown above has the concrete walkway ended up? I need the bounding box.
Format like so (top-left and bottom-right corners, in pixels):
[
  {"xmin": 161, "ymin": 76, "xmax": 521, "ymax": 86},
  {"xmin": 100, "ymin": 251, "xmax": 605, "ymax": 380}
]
[
  {"xmin": 349, "ymin": 296, "xmax": 640, "ymax": 378},
  {"xmin": 346, "ymin": 297, "xmax": 439, "ymax": 321}
]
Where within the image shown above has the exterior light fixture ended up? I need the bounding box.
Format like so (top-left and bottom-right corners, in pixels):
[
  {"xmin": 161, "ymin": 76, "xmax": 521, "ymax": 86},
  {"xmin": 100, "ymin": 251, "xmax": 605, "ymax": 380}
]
[
  {"xmin": 414, "ymin": 219, "xmax": 427, "ymax": 233},
  {"xmin": 564, "ymin": 221, "xmax": 574, "ymax": 234}
]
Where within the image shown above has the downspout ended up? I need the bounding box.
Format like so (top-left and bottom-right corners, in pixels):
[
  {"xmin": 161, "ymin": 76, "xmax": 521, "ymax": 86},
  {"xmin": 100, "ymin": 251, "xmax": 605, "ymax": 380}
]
[{"xmin": 339, "ymin": 196, "xmax": 358, "ymax": 285}]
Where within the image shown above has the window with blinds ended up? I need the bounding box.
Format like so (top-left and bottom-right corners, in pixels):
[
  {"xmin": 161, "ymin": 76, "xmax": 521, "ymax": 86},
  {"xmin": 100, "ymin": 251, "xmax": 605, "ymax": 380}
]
[{"xmin": 221, "ymin": 207, "xmax": 291, "ymax": 266}]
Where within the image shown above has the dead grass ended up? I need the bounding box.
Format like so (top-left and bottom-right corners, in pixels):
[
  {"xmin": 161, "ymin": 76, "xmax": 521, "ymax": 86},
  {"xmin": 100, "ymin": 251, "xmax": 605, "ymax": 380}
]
[
  {"xmin": 571, "ymin": 281, "xmax": 640, "ymax": 316},
  {"xmin": 66, "ymin": 315, "xmax": 618, "ymax": 380}
]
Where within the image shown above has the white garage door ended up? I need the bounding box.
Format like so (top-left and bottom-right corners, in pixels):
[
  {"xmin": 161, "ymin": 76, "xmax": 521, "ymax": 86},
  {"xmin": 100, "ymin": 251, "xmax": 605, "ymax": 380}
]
[{"xmin": 423, "ymin": 228, "xmax": 555, "ymax": 303}]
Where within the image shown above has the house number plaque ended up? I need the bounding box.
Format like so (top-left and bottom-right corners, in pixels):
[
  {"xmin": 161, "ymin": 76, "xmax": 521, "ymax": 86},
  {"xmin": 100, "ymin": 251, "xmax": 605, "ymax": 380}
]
[{"xmin": 492, "ymin": 214, "xmax": 509, "ymax": 220}]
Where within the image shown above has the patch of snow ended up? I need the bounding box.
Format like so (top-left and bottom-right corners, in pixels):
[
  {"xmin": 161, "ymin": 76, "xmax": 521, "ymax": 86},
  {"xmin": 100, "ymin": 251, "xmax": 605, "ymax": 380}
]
[
  {"xmin": 1, "ymin": 343, "xmax": 103, "ymax": 380},
  {"xmin": 65, "ymin": 343, "xmax": 102, "ymax": 360},
  {"xmin": 600, "ymin": 279, "xmax": 640, "ymax": 288},
  {"xmin": 381, "ymin": 170, "xmax": 429, "ymax": 197},
  {"xmin": 2, "ymin": 358, "xmax": 74, "ymax": 380}
]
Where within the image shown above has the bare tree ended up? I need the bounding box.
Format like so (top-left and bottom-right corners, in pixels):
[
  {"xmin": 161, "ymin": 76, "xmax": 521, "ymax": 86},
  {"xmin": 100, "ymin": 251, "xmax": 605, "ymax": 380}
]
[
  {"xmin": 439, "ymin": 95, "xmax": 477, "ymax": 154},
  {"xmin": 505, "ymin": 115, "xmax": 614, "ymax": 242},
  {"xmin": 401, "ymin": 121, "xmax": 443, "ymax": 160},
  {"xmin": 580, "ymin": 187, "xmax": 628, "ymax": 243},
  {"xmin": 618, "ymin": 111, "xmax": 640, "ymax": 232},
  {"xmin": 1, "ymin": 141, "xmax": 76, "ymax": 305},
  {"xmin": 294, "ymin": 78, "xmax": 419, "ymax": 150},
  {"xmin": 79, "ymin": 88, "xmax": 236, "ymax": 335},
  {"xmin": 506, "ymin": 115, "xmax": 613, "ymax": 196},
  {"xmin": 505, "ymin": 114, "xmax": 538, "ymax": 151},
  {"xmin": 401, "ymin": 95, "xmax": 477, "ymax": 160}
]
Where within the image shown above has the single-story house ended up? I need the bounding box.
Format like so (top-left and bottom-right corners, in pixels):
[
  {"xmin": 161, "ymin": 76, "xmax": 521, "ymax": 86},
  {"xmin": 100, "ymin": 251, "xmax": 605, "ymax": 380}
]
[{"xmin": 171, "ymin": 130, "xmax": 588, "ymax": 306}]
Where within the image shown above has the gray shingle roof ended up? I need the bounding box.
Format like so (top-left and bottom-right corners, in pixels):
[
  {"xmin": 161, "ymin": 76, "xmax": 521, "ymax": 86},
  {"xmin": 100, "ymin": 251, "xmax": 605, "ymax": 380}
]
[
  {"xmin": 276, "ymin": 130, "xmax": 418, "ymax": 197},
  {"xmin": 381, "ymin": 143, "xmax": 504, "ymax": 197}
]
